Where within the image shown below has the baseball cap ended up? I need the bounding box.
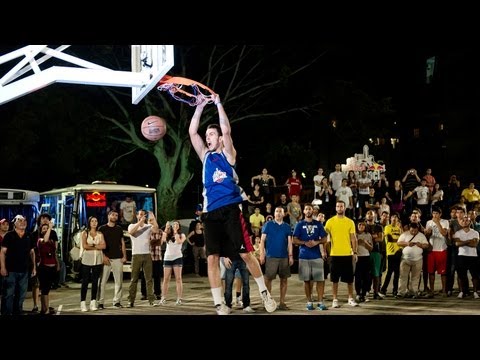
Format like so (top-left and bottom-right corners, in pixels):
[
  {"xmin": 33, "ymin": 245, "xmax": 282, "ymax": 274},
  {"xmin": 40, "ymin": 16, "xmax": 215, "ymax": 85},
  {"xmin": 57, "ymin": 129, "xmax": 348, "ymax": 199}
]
[
  {"xmin": 12, "ymin": 214, "xmax": 26, "ymax": 223},
  {"xmin": 0, "ymin": 218, "xmax": 7, "ymax": 224}
]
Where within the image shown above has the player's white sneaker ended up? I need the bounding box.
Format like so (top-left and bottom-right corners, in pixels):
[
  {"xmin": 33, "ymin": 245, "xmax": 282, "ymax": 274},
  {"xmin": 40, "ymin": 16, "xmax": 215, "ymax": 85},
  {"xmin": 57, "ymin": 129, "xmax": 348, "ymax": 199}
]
[{"xmin": 261, "ymin": 290, "xmax": 276, "ymax": 313}]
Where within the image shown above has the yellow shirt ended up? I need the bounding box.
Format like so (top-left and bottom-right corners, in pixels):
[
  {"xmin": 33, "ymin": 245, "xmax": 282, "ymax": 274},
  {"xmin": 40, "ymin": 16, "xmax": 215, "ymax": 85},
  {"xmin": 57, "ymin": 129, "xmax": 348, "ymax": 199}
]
[
  {"xmin": 384, "ymin": 224, "xmax": 401, "ymax": 255},
  {"xmin": 325, "ymin": 216, "xmax": 356, "ymax": 256}
]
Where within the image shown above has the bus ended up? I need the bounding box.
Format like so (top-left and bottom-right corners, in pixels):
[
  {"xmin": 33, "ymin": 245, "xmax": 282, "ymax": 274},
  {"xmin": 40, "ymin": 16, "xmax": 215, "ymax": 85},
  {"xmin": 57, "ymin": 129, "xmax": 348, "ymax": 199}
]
[
  {"xmin": 0, "ymin": 188, "xmax": 40, "ymax": 232},
  {"xmin": 39, "ymin": 181, "xmax": 157, "ymax": 276}
]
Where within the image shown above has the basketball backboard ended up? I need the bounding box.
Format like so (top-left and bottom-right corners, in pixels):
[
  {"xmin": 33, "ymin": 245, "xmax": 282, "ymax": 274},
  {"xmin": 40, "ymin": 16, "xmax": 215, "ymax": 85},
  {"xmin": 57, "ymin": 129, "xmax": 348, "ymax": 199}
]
[
  {"xmin": 131, "ymin": 45, "xmax": 174, "ymax": 105},
  {"xmin": 0, "ymin": 45, "xmax": 174, "ymax": 106}
]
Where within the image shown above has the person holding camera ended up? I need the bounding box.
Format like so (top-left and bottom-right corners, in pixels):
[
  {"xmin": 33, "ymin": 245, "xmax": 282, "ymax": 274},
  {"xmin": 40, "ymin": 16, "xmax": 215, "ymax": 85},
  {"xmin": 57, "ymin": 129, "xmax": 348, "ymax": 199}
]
[
  {"xmin": 402, "ymin": 168, "xmax": 421, "ymax": 216},
  {"xmin": 127, "ymin": 209, "xmax": 159, "ymax": 308}
]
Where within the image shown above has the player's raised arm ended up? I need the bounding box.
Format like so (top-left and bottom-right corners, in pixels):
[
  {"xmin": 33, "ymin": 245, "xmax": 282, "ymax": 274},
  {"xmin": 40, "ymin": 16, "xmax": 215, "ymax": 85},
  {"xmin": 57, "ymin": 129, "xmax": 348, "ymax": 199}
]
[
  {"xmin": 189, "ymin": 97, "xmax": 209, "ymax": 160},
  {"xmin": 213, "ymin": 94, "xmax": 236, "ymax": 164}
]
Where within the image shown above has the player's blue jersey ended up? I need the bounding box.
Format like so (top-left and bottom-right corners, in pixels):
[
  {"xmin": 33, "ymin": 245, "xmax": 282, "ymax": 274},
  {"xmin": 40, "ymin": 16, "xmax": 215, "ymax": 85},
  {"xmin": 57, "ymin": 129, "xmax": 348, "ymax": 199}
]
[{"xmin": 202, "ymin": 151, "xmax": 246, "ymax": 212}]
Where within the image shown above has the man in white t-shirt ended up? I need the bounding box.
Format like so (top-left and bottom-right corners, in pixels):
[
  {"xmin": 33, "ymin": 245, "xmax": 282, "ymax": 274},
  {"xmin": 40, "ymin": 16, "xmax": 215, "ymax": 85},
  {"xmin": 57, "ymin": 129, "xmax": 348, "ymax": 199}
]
[
  {"xmin": 328, "ymin": 164, "xmax": 344, "ymax": 192},
  {"xmin": 335, "ymin": 178, "xmax": 353, "ymax": 217},
  {"xmin": 313, "ymin": 168, "xmax": 325, "ymax": 198},
  {"xmin": 127, "ymin": 209, "xmax": 158, "ymax": 307},
  {"xmin": 397, "ymin": 222, "xmax": 429, "ymax": 298}
]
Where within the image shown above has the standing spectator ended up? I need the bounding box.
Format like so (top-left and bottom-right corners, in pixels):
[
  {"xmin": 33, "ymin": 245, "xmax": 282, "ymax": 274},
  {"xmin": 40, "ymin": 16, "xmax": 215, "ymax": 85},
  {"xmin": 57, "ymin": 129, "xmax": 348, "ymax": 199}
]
[
  {"xmin": 127, "ymin": 209, "xmax": 158, "ymax": 307},
  {"xmin": 313, "ymin": 168, "xmax": 325, "ymax": 199},
  {"xmin": 0, "ymin": 218, "xmax": 9, "ymax": 312},
  {"xmin": 422, "ymin": 168, "xmax": 436, "ymax": 194},
  {"xmin": 160, "ymin": 221, "xmax": 186, "ymax": 305},
  {"xmin": 386, "ymin": 180, "xmax": 404, "ymax": 220},
  {"xmin": 149, "ymin": 221, "xmax": 163, "ymax": 301},
  {"xmin": 0, "ymin": 215, "xmax": 36, "ymax": 315},
  {"xmin": 247, "ymin": 183, "xmax": 264, "ymax": 216},
  {"xmin": 188, "ymin": 94, "xmax": 276, "ymax": 315},
  {"xmin": 431, "ymin": 183, "xmax": 444, "ymax": 215},
  {"xmin": 347, "ymin": 170, "xmax": 358, "ymax": 219},
  {"xmin": 374, "ymin": 172, "xmax": 389, "ymax": 200},
  {"xmin": 141, "ymin": 218, "xmax": 164, "ymax": 301},
  {"xmin": 318, "ymin": 177, "xmax": 334, "ymax": 218},
  {"xmin": 187, "ymin": 221, "xmax": 206, "ymax": 277},
  {"xmin": 461, "ymin": 183, "xmax": 480, "ymax": 211},
  {"xmin": 80, "ymin": 216, "xmax": 106, "ymax": 312},
  {"xmin": 453, "ymin": 215, "xmax": 479, "ymax": 298},
  {"xmin": 357, "ymin": 170, "xmax": 372, "ymax": 220},
  {"xmin": 249, "ymin": 207, "xmax": 265, "ymax": 237},
  {"xmin": 30, "ymin": 213, "xmax": 58, "ymax": 313},
  {"xmin": 354, "ymin": 222, "xmax": 373, "ymax": 303},
  {"xmin": 365, "ymin": 209, "xmax": 384, "ymax": 300},
  {"xmin": 224, "ymin": 254, "xmax": 255, "ymax": 313},
  {"xmin": 446, "ymin": 174, "xmax": 461, "ymax": 210},
  {"xmin": 424, "ymin": 207, "xmax": 449, "ymax": 298},
  {"xmin": 324, "ymin": 201, "xmax": 359, "ymax": 308},
  {"xmin": 329, "ymin": 163, "xmax": 344, "ymax": 193},
  {"xmin": 378, "ymin": 197, "xmax": 390, "ymax": 218},
  {"xmin": 402, "ymin": 168, "xmax": 421, "ymax": 215},
  {"xmin": 397, "ymin": 223, "xmax": 429, "ymax": 298},
  {"xmin": 276, "ymin": 194, "xmax": 290, "ymax": 225},
  {"xmin": 406, "ymin": 178, "xmax": 430, "ymax": 221},
  {"xmin": 293, "ymin": 203, "xmax": 328, "ymax": 310},
  {"xmin": 97, "ymin": 210, "xmax": 126, "ymax": 309},
  {"xmin": 251, "ymin": 168, "xmax": 277, "ymax": 205},
  {"xmin": 285, "ymin": 170, "xmax": 303, "ymax": 199},
  {"xmin": 260, "ymin": 206, "xmax": 294, "ymax": 310},
  {"xmin": 119, "ymin": 196, "xmax": 137, "ymax": 226},
  {"xmin": 380, "ymin": 213, "xmax": 402, "ymax": 297},
  {"xmin": 336, "ymin": 178, "xmax": 354, "ymax": 218},
  {"xmin": 286, "ymin": 194, "xmax": 302, "ymax": 233},
  {"xmin": 36, "ymin": 222, "xmax": 59, "ymax": 315}
]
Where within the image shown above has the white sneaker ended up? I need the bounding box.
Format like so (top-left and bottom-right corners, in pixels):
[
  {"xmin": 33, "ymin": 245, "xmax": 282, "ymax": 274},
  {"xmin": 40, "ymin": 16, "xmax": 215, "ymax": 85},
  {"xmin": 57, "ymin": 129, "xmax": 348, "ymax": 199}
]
[
  {"xmin": 216, "ymin": 304, "xmax": 231, "ymax": 315},
  {"xmin": 80, "ymin": 301, "xmax": 88, "ymax": 312},
  {"xmin": 175, "ymin": 299, "xmax": 182, "ymax": 305},
  {"xmin": 348, "ymin": 298, "xmax": 359, "ymax": 307},
  {"xmin": 261, "ymin": 291, "xmax": 277, "ymax": 313},
  {"xmin": 332, "ymin": 299, "xmax": 340, "ymax": 308},
  {"xmin": 458, "ymin": 292, "xmax": 464, "ymax": 299},
  {"xmin": 243, "ymin": 306, "xmax": 256, "ymax": 313},
  {"xmin": 159, "ymin": 297, "xmax": 167, "ymax": 305},
  {"xmin": 90, "ymin": 300, "xmax": 98, "ymax": 311},
  {"xmin": 474, "ymin": 292, "xmax": 480, "ymax": 299}
]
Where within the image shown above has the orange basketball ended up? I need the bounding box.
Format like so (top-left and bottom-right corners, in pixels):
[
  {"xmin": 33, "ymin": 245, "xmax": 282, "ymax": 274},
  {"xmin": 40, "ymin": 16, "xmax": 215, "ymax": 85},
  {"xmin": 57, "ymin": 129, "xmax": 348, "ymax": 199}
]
[{"xmin": 141, "ymin": 116, "xmax": 167, "ymax": 141}]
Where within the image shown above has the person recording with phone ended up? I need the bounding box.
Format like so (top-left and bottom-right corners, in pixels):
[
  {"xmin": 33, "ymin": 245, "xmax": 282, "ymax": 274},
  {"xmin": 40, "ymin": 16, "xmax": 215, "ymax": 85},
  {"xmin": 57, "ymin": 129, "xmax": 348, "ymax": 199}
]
[
  {"xmin": 127, "ymin": 209, "xmax": 159, "ymax": 308},
  {"xmin": 402, "ymin": 168, "xmax": 421, "ymax": 216}
]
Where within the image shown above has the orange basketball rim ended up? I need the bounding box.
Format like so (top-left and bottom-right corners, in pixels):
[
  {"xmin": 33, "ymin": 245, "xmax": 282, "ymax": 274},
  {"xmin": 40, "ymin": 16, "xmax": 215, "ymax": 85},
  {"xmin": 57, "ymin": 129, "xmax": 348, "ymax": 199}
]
[{"xmin": 157, "ymin": 75, "xmax": 217, "ymax": 106}]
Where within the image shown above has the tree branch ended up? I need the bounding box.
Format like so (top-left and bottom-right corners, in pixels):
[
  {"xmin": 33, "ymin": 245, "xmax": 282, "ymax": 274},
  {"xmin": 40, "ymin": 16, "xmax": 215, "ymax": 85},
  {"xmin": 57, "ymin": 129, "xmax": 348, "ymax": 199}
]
[{"xmin": 229, "ymin": 102, "xmax": 323, "ymax": 125}]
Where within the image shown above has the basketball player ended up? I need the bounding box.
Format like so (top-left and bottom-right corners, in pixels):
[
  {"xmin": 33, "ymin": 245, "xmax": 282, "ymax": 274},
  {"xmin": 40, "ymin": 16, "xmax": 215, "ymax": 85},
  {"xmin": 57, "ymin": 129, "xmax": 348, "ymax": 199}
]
[{"xmin": 188, "ymin": 93, "xmax": 276, "ymax": 315}]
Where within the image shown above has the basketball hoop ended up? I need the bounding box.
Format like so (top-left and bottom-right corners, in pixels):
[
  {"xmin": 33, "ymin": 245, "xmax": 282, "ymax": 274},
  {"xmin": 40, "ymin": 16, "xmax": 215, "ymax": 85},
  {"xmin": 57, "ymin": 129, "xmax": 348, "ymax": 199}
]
[{"xmin": 157, "ymin": 75, "xmax": 216, "ymax": 106}]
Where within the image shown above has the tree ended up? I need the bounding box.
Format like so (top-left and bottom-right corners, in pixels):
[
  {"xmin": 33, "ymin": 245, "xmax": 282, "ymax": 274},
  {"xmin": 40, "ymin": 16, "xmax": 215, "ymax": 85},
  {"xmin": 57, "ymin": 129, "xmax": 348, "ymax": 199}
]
[{"xmin": 96, "ymin": 45, "xmax": 324, "ymax": 224}]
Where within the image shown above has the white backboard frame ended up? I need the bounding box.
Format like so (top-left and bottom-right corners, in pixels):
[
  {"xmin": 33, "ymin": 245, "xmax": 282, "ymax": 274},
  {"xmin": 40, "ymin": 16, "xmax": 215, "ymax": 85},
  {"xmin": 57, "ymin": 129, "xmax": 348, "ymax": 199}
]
[
  {"xmin": 0, "ymin": 45, "xmax": 174, "ymax": 106},
  {"xmin": 131, "ymin": 45, "xmax": 174, "ymax": 105}
]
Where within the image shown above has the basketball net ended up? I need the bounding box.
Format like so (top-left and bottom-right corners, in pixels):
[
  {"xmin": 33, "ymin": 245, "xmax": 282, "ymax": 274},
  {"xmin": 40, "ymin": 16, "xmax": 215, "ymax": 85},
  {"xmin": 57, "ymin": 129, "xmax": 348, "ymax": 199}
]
[{"xmin": 157, "ymin": 75, "xmax": 216, "ymax": 106}]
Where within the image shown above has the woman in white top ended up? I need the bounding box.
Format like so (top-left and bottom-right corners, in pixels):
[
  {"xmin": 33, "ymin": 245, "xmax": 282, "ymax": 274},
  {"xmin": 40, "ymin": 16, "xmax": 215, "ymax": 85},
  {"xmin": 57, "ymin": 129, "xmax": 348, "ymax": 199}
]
[
  {"xmin": 160, "ymin": 220, "xmax": 186, "ymax": 305},
  {"xmin": 80, "ymin": 216, "xmax": 106, "ymax": 312}
]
